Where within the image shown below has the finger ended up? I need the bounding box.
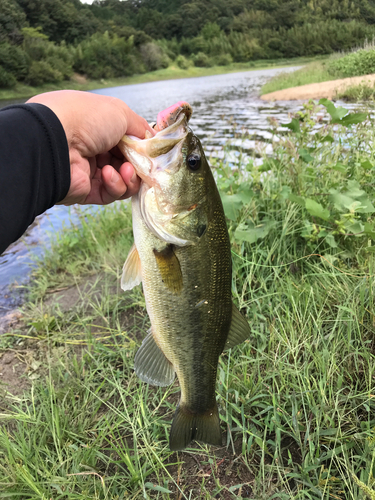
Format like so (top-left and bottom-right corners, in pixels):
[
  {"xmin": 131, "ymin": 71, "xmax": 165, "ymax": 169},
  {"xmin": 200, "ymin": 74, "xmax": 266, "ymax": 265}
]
[
  {"xmin": 100, "ymin": 164, "xmax": 128, "ymax": 204},
  {"xmin": 118, "ymin": 162, "xmax": 141, "ymax": 198},
  {"xmin": 123, "ymin": 105, "xmax": 157, "ymax": 139}
]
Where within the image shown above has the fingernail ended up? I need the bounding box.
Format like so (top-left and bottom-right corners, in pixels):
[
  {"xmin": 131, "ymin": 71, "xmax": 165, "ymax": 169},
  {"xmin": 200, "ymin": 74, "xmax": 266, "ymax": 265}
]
[
  {"xmin": 130, "ymin": 169, "xmax": 137, "ymax": 183},
  {"xmin": 111, "ymin": 169, "xmax": 120, "ymax": 183}
]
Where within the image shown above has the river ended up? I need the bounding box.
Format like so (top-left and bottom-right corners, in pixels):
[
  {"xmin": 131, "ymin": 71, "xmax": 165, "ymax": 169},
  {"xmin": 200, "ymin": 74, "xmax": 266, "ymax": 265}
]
[{"xmin": 0, "ymin": 66, "xmax": 311, "ymax": 317}]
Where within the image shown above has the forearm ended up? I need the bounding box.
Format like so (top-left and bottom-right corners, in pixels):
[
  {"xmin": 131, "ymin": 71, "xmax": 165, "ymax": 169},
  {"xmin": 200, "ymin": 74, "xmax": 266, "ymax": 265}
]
[{"xmin": 0, "ymin": 103, "xmax": 70, "ymax": 254}]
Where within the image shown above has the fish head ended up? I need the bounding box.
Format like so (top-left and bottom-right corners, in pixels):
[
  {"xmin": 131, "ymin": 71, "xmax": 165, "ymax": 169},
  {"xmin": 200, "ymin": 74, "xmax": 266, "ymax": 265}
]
[{"xmin": 118, "ymin": 102, "xmax": 213, "ymax": 245}]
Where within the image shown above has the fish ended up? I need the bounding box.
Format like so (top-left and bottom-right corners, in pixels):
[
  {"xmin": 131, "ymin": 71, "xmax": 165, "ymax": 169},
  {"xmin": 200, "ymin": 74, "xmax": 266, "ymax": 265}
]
[{"xmin": 118, "ymin": 101, "xmax": 250, "ymax": 451}]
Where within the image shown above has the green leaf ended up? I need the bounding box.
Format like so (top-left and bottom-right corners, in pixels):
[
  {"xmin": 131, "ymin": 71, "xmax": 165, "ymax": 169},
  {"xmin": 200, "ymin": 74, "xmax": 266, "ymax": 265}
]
[
  {"xmin": 361, "ymin": 159, "xmax": 373, "ymax": 170},
  {"xmin": 329, "ymin": 190, "xmax": 356, "ymax": 212},
  {"xmin": 346, "ymin": 180, "xmax": 365, "ymax": 198},
  {"xmin": 321, "ymin": 134, "xmax": 334, "ymax": 143},
  {"xmin": 229, "ymin": 484, "xmax": 245, "ymax": 493},
  {"xmin": 305, "ymin": 198, "xmax": 330, "ymax": 220},
  {"xmin": 364, "ymin": 222, "xmax": 375, "ymax": 239},
  {"xmin": 329, "ymin": 187, "xmax": 375, "ymax": 214},
  {"xmin": 325, "ymin": 234, "xmax": 338, "ymax": 248},
  {"xmin": 332, "ymin": 162, "xmax": 346, "ymax": 173},
  {"xmin": 340, "ymin": 112, "xmax": 367, "ymax": 126},
  {"xmin": 280, "ymin": 185, "xmax": 292, "ymax": 199},
  {"xmin": 355, "ymin": 196, "xmax": 375, "ymax": 214},
  {"xmin": 259, "ymin": 159, "xmax": 280, "ymax": 172},
  {"xmin": 234, "ymin": 220, "xmax": 276, "ymax": 244},
  {"xmin": 345, "ymin": 222, "xmax": 364, "ymax": 235},
  {"xmin": 299, "ymin": 148, "xmax": 314, "ymax": 163},
  {"xmin": 281, "ymin": 118, "xmax": 300, "ymax": 134},
  {"xmin": 237, "ymin": 187, "xmax": 254, "ymax": 205},
  {"xmin": 288, "ymin": 193, "xmax": 305, "ymax": 206},
  {"xmin": 319, "ymin": 98, "xmax": 347, "ymax": 123},
  {"xmin": 301, "ymin": 221, "xmax": 313, "ymax": 238},
  {"xmin": 220, "ymin": 193, "xmax": 244, "ymax": 221},
  {"xmin": 145, "ymin": 483, "xmax": 172, "ymax": 494}
]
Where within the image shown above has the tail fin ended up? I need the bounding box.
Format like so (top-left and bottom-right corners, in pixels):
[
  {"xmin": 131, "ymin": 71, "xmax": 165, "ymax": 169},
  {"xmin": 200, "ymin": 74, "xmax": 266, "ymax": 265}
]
[{"xmin": 169, "ymin": 404, "xmax": 222, "ymax": 451}]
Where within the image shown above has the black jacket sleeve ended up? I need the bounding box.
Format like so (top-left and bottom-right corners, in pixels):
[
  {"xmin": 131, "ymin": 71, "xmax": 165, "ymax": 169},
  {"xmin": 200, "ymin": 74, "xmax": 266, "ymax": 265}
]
[{"xmin": 0, "ymin": 103, "xmax": 70, "ymax": 255}]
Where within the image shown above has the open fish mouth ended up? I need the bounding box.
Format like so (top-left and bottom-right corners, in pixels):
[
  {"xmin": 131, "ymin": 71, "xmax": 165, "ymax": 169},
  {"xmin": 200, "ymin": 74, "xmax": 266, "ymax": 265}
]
[
  {"xmin": 154, "ymin": 101, "xmax": 192, "ymax": 131},
  {"xmin": 118, "ymin": 102, "xmax": 192, "ymax": 184}
]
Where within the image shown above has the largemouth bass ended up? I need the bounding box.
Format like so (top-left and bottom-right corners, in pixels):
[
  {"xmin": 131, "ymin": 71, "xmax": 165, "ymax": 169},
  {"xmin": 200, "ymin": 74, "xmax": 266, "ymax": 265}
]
[{"xmin": 118, "ymin": 101, "xmax": 250, "ymax": 451}]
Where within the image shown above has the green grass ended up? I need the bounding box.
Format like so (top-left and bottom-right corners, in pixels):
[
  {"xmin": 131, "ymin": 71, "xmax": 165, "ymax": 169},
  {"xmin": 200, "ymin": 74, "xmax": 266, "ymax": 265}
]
[
  {"xmin": 0, "ymin": 56, "xmax": 325, "ymax": 102},
  {"xmin": 261, "ymin": 45, "xmax": 375, "ymax": 99},
  {"xmin": 1, "ymin": 101, "xmax": 375, "ymax": 498},
  {"xmin": 260, "ymin": 61, "xmax": 333, "ymax": 95},
  {"xmin": 338, "ymin": 80, "xmax": 375, "ymax": 102}
]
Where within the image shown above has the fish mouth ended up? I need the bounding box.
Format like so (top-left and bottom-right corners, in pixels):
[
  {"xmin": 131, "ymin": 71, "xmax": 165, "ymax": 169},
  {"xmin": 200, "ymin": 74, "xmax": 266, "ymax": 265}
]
[
  {"xmin": 118, "ymin": 102, "xmax": 193, "ymax": 183},
  {"xmin": 155, "ymin": 101, "xmax": 192, "ymax": 131}
]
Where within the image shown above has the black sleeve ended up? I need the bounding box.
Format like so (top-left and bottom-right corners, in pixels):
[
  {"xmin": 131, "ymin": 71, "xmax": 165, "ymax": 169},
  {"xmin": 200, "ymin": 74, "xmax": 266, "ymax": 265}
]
[{"xmin": 0, "ymin": 103, "xmax": 70, "ymax": 255}]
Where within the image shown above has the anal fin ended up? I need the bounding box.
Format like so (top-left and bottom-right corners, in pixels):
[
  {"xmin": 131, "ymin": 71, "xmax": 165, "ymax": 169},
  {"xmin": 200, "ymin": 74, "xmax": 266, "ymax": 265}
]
[
  {"xmin": 223, "ymin": 303, "xmax": 251, "ymax": 351},
  {"xmin": 121, "ymin": 243, "xmax": 142, "ymax": 291},
  {"xmin": 134, "ymin": 329, "xmax": 175, "ymax": 387}
]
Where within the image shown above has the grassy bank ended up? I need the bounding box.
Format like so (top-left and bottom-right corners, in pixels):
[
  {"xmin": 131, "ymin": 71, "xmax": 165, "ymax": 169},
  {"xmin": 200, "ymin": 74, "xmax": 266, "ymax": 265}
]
[
  {"xmin": 261, "ymin": 61, "xmax": 333, "ymax": 95},
  {"xmin": 338, "ymin": 80, "xmax": 375, "ymax": 102},
  {"xmin": 261, "ymin": 44, "xmax": 375, "ymax": 101},
  {"xmin": 0, "ymin": 56, "xmax": 320, "ymax": 102},
  {"xmin": 1, "ymin": 101, "xmax": 375, "ymax": 498}
]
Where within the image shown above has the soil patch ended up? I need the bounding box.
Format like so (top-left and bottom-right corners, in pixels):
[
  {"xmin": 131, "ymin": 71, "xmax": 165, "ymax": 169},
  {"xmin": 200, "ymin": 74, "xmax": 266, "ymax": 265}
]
[
  {"xmin": 0, "ymin": 274, "xmax": 141, "ymax": 398},
  {"xmin": 261, "ymin": 73, "xmax": 375, "ymax": 101},
  {"xmin": 0, "ymin": 350, "xmax": 29, "ymax": 398},
  {"xmin": 71, "ymin": 73, "xmax": 87, "ymax": 84}
]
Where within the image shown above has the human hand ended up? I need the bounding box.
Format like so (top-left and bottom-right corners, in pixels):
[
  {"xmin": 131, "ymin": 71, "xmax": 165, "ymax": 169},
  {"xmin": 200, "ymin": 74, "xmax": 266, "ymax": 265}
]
[{"xmin": 27, "ymin": 90, "xmax": 155, "ymax": 205}]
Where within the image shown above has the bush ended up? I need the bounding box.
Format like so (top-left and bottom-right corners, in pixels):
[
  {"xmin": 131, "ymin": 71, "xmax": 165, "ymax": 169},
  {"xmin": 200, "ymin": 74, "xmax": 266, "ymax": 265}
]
[
  {"xmin": 26, "ymin": 61, "xmax": 62, "ymax": 86},
  {"xmin": 0, "ymin": 42, "xmax": 29, "ymax": 81},
  {"xmin": 139, "ymin": 42, "xmax": 169, "ymax": 72},
  {"xmin": 175, "ymin": 54, "xmax": 190, "ymax": 69},
  {"xmin": 191, "ymin": 51, "xmax": 212, "ymax": 67},
  {"xmin": 22, "ymin": 29, "xmax": 75, "ymax": 81},
  {"xmin": 214, "ymin": 53, "xmax": 233, "ymax": 66},
  {"xmin": 338, "ymin": 81, "xmax": 375, "ymax": 101},
  {"xmin": 328, "ymin": 48, "xmax": 375, "ymax": 78},
  {"xmin": 0, "ymin": 65, "xmax": 17, "ymax": 88},
  {"xmin": 74, "ymin": 32, "xmax": 136, "ymax": 79}
]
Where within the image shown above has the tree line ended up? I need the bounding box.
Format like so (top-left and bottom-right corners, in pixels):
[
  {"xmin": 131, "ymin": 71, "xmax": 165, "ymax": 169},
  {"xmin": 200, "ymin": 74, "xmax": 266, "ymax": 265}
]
[{"xmin": 2, "ymin": 0, "xmax": 375, "ymax": 89}]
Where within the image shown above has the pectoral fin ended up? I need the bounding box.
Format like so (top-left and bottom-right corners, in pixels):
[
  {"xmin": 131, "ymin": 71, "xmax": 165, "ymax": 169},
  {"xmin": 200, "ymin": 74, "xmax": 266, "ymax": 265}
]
[
  {"xmin": 223, "ymin": 303, "xmax": 251, "ymax": 351},
  {"xmin": 121, "ymin": 243, "xmax": 142, "ymax": 291},
  {"xmin": 153, "ymin": 245, "xmax": 183, "ymax": 293},
  {"xmin": 134, "ymin": 329, "xmax": 175, "ymax": 387}
]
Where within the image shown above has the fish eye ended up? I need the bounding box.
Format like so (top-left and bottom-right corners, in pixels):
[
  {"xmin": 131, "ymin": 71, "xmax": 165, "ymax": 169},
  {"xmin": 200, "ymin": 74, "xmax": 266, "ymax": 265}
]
[{"xmin": 187, "ymin": 153, "xmax": 201, "ymax": 171}]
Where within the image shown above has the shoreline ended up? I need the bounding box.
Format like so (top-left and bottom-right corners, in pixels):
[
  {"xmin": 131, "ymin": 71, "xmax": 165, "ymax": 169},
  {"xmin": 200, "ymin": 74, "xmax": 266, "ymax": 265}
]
[
  {"xmin": 0, "ymin": 56, "xmax": 320, "ymax": 102},
  {"xmin": 261, "ymin": 73, "xmax": 375, "ymax": 101}
]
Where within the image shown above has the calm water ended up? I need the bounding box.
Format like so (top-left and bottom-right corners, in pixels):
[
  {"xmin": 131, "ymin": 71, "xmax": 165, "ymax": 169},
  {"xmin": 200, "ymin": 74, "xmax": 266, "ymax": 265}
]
[{"xmin": 0, "ymin": 66, "xmax": 317, "ymax": 311}]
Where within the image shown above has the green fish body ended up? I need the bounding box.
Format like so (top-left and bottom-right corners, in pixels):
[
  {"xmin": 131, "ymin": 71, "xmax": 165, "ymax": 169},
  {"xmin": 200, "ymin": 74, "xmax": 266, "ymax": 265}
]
[{"xmin": 118, "ymin": 102, "xmax": 250, "ymax": 451}]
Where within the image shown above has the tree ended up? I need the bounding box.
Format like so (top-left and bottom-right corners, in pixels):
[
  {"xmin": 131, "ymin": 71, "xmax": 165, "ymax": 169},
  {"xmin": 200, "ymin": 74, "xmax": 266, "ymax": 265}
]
[{"xmin": 0, "ymin": 0, "xmax": 26, "ymax": 43}]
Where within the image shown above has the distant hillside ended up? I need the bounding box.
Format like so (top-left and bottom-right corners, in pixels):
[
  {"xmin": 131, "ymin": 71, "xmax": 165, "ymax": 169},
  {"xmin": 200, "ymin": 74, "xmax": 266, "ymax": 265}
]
[{"xmin": 2, "ymin": 0, "xmax": 375, "ymax": 89}]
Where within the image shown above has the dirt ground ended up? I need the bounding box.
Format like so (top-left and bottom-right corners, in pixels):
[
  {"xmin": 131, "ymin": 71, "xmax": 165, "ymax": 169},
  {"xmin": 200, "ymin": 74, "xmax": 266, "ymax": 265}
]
[
  {"xmin": 0, "ymin": 274, "xmax": 124, "ymax": 397},
  {"xmin": 261, "ymin": 73, "xmax": 375, "ymax": 101}
]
